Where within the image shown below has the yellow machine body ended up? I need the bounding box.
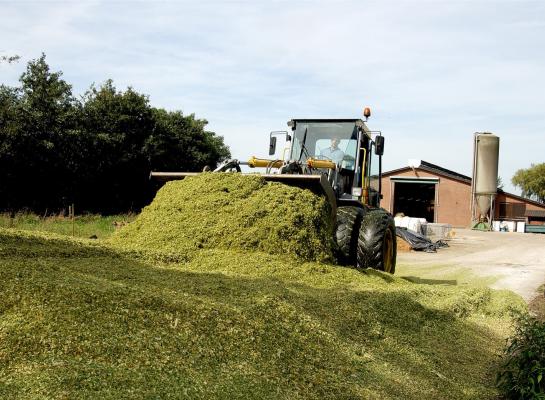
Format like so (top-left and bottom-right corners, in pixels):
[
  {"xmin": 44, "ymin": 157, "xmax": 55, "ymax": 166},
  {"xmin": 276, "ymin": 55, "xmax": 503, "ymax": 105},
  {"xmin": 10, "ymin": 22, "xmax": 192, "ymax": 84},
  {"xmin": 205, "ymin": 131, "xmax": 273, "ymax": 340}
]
[
  {"xmin": 247, "ymin": 156, "xmax": 284, "ymax": 169},
  {"xmin": 306, "ymin": 158, "xmax": 336, "ymax": 170}
]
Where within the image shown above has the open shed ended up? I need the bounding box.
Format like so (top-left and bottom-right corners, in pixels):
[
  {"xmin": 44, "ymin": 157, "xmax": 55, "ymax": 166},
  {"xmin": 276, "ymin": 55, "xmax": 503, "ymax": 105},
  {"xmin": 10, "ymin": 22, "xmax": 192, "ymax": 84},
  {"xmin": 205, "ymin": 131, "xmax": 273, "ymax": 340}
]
[{"xmin": 380, "ymin": 160, "xmax": 545, "ymax": 228}]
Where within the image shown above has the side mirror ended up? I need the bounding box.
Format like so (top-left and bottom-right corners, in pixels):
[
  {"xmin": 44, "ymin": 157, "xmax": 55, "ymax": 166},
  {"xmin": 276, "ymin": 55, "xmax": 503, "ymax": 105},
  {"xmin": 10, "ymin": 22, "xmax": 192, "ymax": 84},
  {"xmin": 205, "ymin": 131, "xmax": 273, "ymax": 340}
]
[
  {"xmin": 269, "ymin": 136, "xmax": 277, "ymax": 156},
  {"xmin": 375, "ymin": 135, "xmax": 384, "ymax": 156}
]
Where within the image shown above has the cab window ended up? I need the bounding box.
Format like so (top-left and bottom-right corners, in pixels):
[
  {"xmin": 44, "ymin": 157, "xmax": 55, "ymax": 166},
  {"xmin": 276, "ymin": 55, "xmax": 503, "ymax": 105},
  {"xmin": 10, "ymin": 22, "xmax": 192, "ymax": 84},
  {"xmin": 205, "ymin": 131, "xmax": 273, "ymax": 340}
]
[{"xmin": 315, "ymin": 138, "xmax": 357, "ymax": 170}]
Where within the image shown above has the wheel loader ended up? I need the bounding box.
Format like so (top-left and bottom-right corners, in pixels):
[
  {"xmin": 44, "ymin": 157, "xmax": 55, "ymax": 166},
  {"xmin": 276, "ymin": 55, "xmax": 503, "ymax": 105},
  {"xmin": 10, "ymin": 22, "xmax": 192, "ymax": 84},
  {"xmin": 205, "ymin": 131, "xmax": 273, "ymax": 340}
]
[{"xmin": 151, "ymin": 108, "xmax": 396, "ymax": 273}]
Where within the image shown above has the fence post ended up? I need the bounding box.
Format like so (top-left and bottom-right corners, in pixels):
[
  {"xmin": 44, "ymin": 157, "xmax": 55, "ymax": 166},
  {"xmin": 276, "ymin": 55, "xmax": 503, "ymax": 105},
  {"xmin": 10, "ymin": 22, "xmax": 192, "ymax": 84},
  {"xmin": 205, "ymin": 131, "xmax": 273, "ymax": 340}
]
[
  {"xmin": 9, "ymin": 210, "xmax": 15, "ymax": 228},
  {"xmin": 71, "ymin": 203, "xmax": 75, "ymax": 237}
]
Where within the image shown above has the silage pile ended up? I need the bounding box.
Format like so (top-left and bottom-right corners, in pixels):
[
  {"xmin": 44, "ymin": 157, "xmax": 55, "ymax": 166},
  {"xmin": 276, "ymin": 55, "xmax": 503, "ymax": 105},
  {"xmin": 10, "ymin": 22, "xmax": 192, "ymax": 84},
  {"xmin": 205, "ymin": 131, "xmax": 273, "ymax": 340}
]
[{"xmin": 110, "ymin": 173, "xmax": 335, "ymax": 262}]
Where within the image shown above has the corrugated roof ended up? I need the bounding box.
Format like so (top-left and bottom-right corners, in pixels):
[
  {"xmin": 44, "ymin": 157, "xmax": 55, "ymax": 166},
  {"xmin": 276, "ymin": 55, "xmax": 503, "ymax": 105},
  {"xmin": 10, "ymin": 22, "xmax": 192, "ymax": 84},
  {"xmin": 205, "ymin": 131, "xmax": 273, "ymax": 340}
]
[{"xmin": 419, "ymin": 161, "xmax": 472, "ymax": 182}]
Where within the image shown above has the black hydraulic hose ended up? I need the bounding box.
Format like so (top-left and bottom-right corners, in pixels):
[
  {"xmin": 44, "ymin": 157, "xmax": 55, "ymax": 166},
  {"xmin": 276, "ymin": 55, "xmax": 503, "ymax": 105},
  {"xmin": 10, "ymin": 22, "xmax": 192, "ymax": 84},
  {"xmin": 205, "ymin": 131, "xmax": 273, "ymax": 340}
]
[
  {"xmin": 298, "ymin": 127, "xmax": 308, "ymax": 162},
  {"xmin": 266, "ymin": 160, "xmax": 281, "ymax": 174},
  {"xmin": 379, "ymin": 154, "xmax": 382, "ymax": 196}
]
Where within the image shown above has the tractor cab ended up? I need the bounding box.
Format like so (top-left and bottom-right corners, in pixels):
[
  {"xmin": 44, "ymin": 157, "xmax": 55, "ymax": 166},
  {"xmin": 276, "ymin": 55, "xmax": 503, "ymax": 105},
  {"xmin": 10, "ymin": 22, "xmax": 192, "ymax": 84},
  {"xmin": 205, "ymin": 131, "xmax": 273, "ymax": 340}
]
[{"xmin": 284, "ymin": 119, "xmax": 383, "ymax": 208}]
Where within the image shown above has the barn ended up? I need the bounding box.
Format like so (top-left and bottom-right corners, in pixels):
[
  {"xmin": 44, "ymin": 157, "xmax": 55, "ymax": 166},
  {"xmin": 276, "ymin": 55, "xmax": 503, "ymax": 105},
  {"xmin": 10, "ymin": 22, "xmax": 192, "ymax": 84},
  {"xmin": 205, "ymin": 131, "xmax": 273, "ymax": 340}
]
[{"xmin": 379, "ymin": 160, "xmax": 545, "ymax": 228}]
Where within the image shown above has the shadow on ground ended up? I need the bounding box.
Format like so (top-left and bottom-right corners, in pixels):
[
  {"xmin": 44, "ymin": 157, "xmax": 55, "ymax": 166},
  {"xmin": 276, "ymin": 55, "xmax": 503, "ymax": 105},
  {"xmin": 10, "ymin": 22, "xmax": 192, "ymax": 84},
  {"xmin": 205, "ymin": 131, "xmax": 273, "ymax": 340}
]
[{"xmin": 402, "ymin": 276, "xmax": 458, "ymax": 286}]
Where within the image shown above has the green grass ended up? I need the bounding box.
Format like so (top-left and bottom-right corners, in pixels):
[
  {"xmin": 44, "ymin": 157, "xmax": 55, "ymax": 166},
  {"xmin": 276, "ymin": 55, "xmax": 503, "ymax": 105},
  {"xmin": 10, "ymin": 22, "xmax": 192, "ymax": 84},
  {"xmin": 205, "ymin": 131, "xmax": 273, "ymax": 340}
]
[
  {"xmin": 0, "ymin": 212, "xmax": 135, "ymax": 239},
  {"xmin": 0, "ymin": 228, "xmax": 527, "ymax": 399}
]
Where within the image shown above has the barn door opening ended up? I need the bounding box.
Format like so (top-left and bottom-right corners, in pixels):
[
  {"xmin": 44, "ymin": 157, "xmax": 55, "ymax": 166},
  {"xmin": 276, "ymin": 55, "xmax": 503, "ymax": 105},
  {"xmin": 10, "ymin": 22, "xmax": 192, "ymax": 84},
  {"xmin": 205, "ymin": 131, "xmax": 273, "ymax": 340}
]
[{"xmin": 393, "ymin": 181, "xmax": 436, "ymax": 222}]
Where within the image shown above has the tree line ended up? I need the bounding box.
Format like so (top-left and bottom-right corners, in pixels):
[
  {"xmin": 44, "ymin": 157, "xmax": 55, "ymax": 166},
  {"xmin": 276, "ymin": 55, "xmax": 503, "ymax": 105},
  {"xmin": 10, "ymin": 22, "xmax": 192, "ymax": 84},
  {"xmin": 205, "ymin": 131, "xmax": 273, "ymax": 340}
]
[{"xmin": 0, "ymin": 54, "xmax": 230, "ymax": 214}]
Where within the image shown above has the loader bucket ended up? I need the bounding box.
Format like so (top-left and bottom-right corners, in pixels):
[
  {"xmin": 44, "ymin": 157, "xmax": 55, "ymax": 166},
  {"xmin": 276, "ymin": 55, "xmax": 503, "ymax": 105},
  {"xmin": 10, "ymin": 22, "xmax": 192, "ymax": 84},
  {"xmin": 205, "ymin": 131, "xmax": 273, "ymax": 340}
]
[
  {"xmin": 149, "ymin": 171, "xmax": 337, "ymax": 217},
  {"xmin": 149, "ymin": 172, "xmax": 200, "ymax": 182}
]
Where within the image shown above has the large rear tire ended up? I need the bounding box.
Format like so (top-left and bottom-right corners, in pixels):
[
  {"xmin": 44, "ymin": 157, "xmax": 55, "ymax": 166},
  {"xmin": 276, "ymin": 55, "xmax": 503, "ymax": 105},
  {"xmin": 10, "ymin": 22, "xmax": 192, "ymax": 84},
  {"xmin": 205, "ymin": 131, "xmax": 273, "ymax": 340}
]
[
  {"xmin": 335, "ymin": 206, "xmax": 363, "ymax": 266},
  {"xmin": 357, "ymin": 209, "xmax": 396, "ymax": 273}
]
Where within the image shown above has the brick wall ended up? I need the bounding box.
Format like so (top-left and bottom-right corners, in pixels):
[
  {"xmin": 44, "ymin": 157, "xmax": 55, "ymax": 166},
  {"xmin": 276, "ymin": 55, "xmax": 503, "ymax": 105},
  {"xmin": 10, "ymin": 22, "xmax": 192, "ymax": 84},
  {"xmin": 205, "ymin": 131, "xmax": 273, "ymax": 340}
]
[
  {"xmin": 379, "ymin": 167, "xmax": 545, "ymax": 227},
  {"xmin": 380, "ymin": 168, "xmax": 472, "ymax": 227}
]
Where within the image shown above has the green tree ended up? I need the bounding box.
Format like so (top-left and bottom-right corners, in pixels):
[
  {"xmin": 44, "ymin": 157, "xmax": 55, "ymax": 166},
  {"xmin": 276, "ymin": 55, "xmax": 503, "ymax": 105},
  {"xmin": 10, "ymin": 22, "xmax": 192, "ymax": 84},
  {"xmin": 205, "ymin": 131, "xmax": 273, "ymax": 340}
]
[
  {"xmin": 0, "ymin": 53, "xmax": 78, "ymax": 210},
  {"xmin": 512, "ymin": 163, "xmax": 545, "ymax": 203},
  {"xmin": 0, "ymin": 84, "xmax": 23, "ymax": 211},
  {"xmin": 0, "ymin": 54, "xmax": 20, "ymax": 64},
  {"xmin": 146, "ymin": 108, "xmax": 230, "ymax": 172},
  {"xmin": 78, "ymin": 80, "xmax": 230, "ymax": 212},
  {"xmin": 0, "ymin": 54, "xmax": 231, "ymax": 213},
  {"xmin": 20, "ymin": 54, "xmax": 79, "ymax": 209},
  {"xmin": 78, "ymin": 80, "xmax": 156, "ymax": 211}
]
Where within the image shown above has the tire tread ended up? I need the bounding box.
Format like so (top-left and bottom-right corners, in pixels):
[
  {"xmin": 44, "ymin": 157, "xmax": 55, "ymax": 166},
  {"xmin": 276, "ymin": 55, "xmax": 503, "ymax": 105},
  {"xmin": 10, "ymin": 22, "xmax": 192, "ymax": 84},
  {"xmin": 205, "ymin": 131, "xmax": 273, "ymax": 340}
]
[
  {"xmin": 335, "ymin": 206, "xmax": 363, "ymax": 266},
  {"xmin": 356, "ymin": 209, "xmax": 396, "ymax": 273}
]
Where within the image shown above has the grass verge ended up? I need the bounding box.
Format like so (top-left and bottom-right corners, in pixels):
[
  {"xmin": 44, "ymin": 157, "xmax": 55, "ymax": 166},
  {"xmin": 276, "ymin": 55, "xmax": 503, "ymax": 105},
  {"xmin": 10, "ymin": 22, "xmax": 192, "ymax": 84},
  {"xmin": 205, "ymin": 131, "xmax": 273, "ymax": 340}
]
[{"xmin": 0, "ymin": 212, "xmax": 135, "ymax": 239}]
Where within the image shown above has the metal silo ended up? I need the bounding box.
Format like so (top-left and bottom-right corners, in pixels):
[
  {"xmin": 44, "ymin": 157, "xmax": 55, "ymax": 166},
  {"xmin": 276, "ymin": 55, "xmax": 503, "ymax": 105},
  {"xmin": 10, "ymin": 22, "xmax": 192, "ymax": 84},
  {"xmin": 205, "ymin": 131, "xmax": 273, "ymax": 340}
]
[{"xmin": 471, "ymin": 132, "xmax": 500, "ymax": 230}]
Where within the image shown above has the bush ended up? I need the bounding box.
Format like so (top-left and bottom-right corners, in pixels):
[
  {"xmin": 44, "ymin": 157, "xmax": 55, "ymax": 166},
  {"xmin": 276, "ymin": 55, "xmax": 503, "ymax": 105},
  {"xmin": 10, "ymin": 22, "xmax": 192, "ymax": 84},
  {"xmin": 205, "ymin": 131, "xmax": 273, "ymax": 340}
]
[{"xmin": 497, "ymin": 312, "xmax": 545, "ymax": 399}]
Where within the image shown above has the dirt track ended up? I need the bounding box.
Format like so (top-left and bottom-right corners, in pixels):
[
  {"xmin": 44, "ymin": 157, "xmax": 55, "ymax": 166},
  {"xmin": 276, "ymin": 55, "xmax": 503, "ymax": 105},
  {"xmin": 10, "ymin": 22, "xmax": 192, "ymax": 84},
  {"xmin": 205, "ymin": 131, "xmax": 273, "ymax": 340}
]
[{"xmin": 397, "ymin": 228, "xmax": 545, "ymax": 301}]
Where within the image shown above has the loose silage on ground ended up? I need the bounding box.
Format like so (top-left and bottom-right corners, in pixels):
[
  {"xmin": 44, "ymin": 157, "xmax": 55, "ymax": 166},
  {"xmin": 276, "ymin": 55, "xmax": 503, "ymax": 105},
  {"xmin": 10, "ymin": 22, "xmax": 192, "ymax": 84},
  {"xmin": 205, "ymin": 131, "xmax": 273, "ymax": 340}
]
[
  {"xmin": 0, "ymin": 172, "xmax": 530, "ymax": 399},
  {"xmin": 110, "ymin": 173, "xmax": 335, "ymax": 262},
  {"xmin": 0, "ymin": 228, "xmax": 527, "ymax": 400}
]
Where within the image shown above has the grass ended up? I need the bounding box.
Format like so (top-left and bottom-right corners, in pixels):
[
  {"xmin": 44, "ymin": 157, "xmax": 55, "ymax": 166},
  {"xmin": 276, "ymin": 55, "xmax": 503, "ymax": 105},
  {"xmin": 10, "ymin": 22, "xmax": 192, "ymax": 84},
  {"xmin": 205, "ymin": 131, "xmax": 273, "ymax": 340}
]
[
  {"xmin": 0, "ymin": 228, "xmax": 526, "ymax": 399},
  {"xmin": 0, "ymin": 212, "xmax": 135, "ymax": 239}
]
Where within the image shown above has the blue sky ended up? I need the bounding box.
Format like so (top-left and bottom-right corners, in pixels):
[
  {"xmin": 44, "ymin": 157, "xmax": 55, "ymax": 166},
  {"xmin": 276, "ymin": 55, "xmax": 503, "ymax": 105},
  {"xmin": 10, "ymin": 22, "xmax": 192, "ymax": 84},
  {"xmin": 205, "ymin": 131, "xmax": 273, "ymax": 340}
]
[{"xmin": 2, "ymin": 0, "xmax": 544, "ymax": 194}]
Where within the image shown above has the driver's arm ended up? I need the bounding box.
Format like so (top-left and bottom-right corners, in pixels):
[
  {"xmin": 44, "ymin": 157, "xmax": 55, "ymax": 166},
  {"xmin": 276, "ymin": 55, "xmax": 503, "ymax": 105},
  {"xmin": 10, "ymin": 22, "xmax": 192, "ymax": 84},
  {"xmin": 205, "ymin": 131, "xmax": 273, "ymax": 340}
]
[
  {"xmin": 334, "ymin": 150, "xmax": 345, "ymax": 164},
  {"xmin": 320, "ymin": 148, "xmax": 329, "ymax": 158}
]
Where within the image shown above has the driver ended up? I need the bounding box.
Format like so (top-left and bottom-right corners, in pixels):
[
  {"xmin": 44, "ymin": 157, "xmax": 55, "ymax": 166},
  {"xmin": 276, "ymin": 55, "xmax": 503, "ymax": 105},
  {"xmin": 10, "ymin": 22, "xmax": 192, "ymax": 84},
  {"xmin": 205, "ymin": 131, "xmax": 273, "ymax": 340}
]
[{"xmin": 320, "ymin": 137, "xmax": 344, "ymax": 164}]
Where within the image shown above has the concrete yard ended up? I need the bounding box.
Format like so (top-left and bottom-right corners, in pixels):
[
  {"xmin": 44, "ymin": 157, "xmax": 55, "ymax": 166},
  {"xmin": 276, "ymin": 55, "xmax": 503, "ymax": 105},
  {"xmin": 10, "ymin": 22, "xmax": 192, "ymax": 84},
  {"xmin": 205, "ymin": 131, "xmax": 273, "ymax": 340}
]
[{"xmin": 397, "ymin": 228, "xmax": 545, "ymax": 301}]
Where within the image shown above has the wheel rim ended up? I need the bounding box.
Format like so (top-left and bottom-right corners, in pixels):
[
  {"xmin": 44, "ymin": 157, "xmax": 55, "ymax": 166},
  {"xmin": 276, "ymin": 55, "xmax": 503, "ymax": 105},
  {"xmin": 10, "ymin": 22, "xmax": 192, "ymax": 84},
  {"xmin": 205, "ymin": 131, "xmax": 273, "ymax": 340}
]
[{"xmin": 383, "ymin": 228, "xmax": 394, "ymax": 273}]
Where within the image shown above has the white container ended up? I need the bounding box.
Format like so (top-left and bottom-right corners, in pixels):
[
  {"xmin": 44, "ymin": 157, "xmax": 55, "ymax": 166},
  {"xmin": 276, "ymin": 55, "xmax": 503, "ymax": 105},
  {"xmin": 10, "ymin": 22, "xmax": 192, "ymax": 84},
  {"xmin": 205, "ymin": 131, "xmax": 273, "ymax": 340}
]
[
  {"xmin": 493, "ymin": 221, "xmax": 501, "ymax": 231},
  {"xmin": 505, "ymin": 221, "xmax": 516, "ymax": 232},
  {"xmin": 422, "ymin": 223, "xmax": 452, "ymax": 239},
  {"xmin": 407, "ymin": 218, "xmax": 422, "ymax": 234},
  {"xmin": 394, "ymin": 216, "xmax": 410, "ymax": 229},
  {"xmin": 516, "ymin": 221, "xmax": 525, "ymax": 233}
]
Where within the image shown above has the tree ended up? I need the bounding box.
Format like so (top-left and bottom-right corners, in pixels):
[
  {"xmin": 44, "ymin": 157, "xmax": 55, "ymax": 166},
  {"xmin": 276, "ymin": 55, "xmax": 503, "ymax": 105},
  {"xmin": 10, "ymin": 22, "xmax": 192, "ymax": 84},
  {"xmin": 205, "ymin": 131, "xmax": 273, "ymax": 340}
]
[
  {"xmin": 0, "ymin": 54, "xmax": 20, "ymax": 64},
  {"xmin": 145, "ymin": 108, "xmax": 230, "ymax": 172},
  {"xmin": 20, "ymin": 54, "xmax": 78, "ymax": 209},
  {"xmin": 0, "ymin": 54, "xmax": 231, "ymax": 214},
  {"xmin": 78, "ymin": 80, "xmax": 156, "ymax": 212},
  {"xmin": 0, "ymin": 53, "xmax": 78, "ymax": 210},
  {"xmin": 0, "ymin": 84, "xmax": 23, "ymax": 211},
  {"xmin": 78, "ymin": 80, "xmax": 230, "ymax": 212},
  {"xmin": 512, "ymin": 163, "xmax": 545, "ymax": 203}
]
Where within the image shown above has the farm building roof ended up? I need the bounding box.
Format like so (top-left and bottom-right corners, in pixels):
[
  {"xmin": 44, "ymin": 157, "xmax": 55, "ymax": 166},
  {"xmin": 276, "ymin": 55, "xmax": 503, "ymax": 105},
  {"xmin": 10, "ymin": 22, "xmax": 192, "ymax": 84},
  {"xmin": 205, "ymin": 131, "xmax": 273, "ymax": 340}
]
[{"xmin": 382, "ymin": 160, "xmax": 471, "ymax": 183}]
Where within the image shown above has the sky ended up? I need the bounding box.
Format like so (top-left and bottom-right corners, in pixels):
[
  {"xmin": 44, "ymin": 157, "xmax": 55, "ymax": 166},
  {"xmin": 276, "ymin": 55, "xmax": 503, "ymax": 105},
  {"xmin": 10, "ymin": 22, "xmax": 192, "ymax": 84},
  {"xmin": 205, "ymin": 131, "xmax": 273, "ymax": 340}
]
[{"xmin": 1, "ymin": 0, "xmax": 544, "ymax": 194}]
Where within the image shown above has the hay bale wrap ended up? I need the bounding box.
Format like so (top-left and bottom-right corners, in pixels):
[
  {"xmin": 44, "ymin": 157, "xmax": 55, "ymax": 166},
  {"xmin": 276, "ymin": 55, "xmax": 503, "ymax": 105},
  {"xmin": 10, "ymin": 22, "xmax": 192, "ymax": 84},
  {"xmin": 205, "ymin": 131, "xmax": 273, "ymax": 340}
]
[{"xmin": 111, "ymin": 173, "xmax": 335, "ymax": 262}]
